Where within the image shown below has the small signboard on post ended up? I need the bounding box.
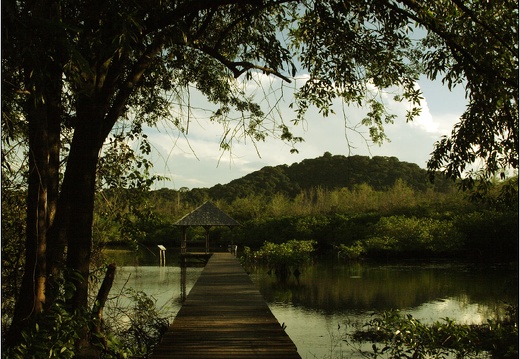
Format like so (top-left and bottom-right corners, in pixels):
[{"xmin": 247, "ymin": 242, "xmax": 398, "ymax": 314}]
[{"xmin": 157, "ymin": 245, "xmax": 166, "ymax": 266}]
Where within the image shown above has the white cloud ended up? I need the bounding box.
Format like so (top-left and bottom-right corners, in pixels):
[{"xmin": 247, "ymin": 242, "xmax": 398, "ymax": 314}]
[
  {"xmin": 411, "ymin": 100, "xmax": 439, "ymax": 134},
  {"xmin": 408, "ymin": 83, "xmax": 460, "ymax": 136}
]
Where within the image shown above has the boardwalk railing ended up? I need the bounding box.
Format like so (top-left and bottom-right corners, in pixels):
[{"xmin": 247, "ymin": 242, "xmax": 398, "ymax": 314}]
[{"xmin": 150, "ymin": 252, "xmax": 301, "ymax": 358}]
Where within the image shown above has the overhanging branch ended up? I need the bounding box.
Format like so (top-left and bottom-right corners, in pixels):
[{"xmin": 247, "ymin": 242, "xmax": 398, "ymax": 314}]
[{"xmin": 196, "ymin": 44, "xmax": 292, "ymax": 83}]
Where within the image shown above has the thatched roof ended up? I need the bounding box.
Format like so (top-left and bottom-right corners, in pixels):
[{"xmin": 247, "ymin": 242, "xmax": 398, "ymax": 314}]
[{"xmin": 175, "ymin": 201, "xmax": 240, "ymax": 227}]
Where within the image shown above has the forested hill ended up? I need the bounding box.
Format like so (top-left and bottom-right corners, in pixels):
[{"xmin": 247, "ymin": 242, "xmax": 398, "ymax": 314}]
[{"xmin": 198, "ymin": 153, "xmax": 453, "ymax": 203}]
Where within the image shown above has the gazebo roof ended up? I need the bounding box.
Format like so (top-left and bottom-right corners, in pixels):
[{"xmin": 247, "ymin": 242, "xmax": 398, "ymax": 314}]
[{"xmin": 175, "ymin": 201, "xmax": 240, "ymax": 227}]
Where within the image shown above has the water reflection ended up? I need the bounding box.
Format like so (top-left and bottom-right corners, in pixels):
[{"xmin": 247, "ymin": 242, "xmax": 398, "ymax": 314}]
[
  {"xmin": 251, "ymin": 261, "xmax": 516, "ymax": 317},
  {"xmin": 103, "ymin": 248, "xmax": 204, "ymax": 317},
  {"xmin": 249, "ymin": 260, "xmax": 517, "ymax": 358}
]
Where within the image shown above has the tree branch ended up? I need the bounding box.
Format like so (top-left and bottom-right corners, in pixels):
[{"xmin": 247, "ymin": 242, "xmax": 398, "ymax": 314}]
[
  {"xmin": 101, "ymin": 39, "xmax": 165, "ymax": 140},
  {"xmin": 196, "ymin": 43, "xmax": 292, "ymax": 82},
  {"xmin": 90, "ymin": 263, "xmax": 116, "ymax": 350}
]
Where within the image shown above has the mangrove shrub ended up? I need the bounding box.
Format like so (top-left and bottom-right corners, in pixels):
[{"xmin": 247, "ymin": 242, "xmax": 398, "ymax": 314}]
[
  {"xmin": 350, "ymin": 309, "xmax": 518, "ymax": 358},
  {"xmin": 357, "ymin": 215, "xmax": 464, "ymax": 258},
  {"xmin": 243, "ymin": 240, "xmax": 316, "ymax": 280}
]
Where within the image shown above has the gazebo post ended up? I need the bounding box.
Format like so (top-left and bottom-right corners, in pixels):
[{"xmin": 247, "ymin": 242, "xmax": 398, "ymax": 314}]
[{"xmin": 181, "ymin": 226, "xmax": 187, "ymax": 254}]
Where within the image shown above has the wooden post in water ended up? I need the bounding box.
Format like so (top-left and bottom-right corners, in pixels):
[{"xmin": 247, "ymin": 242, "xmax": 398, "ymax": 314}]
[
  {"xmin": 203, "ymin": 225, "xmax": 210, "ymax": 254},
  {"xmin": 180, "ymin": 264, "xmax": 187, "ymax": 302},
  {"xmin": 181, "ymin": 227, "xmax": 187, "ymax": 254}
]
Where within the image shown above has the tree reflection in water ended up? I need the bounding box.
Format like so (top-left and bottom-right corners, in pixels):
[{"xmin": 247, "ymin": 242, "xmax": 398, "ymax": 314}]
[{"xmin": 249, "ymin": 260, "xmax": 517, "ymax": 358}]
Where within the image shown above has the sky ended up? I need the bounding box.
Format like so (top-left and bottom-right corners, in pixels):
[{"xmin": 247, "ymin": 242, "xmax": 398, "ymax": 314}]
[{"xmin": 144, "ymin": 74, "xmax": 468, "ymax": 190}]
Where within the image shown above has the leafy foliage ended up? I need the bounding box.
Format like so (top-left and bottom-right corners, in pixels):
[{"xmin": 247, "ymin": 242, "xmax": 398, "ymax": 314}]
[
  {"xmin": 1, "ymin": 188, "xmax": 26, "ymax": 329},
  {"xmin": 454, "ymin": 210, "xmax": 520, "ymax": 262},
  {"xmin": 93, "ymin": 189, "xmax": 172, "ymax": 255},
  {"xmin": 362, "ymin": 215, "xmax": 464, "ymax": 257},
  {"xmin": 102, "ymin": 289, "xmax": 170, "ymax": 358},
  {"xmin": 243, "ymin": 240, "xmax": 316, "ymax": 279},
  {"xmin": 409, "ymin": 0, "xmax": 519, "ymax": 183},
  {"xmin": 2, "ymin": 274, "xmax": 87, "ymax": 359},
  {"xmin": 97, "ymin": 132, "xmax": 167, "ymax": 190},
  {"xmin": 290, "ymin": 1, "xmax": 421, "ymax": 141},
  {"xmin": 92, "ymin": 154, "xmax": 517, "ymax": 265},
  {"xmin": 351, "ymin": 309, "xmax": 518, "ymax": 359},
  {"xmin": 2, "ymin": 274, "xmax": 170, "ymax": 359}
]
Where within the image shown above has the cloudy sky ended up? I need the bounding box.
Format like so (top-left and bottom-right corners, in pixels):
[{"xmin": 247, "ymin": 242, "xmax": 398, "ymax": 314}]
[{"xmin": 144, "ymin": 74, "xmax": 467, "ymax": 190}]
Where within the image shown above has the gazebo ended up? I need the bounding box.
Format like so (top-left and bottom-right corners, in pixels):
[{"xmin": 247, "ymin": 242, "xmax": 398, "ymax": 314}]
[{"xmin": 175, "ymin": 201, "xmax": 240, "ymax": 254}]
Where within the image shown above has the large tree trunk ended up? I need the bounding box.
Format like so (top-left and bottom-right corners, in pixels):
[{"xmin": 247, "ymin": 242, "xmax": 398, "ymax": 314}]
[
  {"xmin": 47, "ymin": 99, "xmax": 107, "ymax": 311},
  {"xmin": 8, "ymin": 97, "xmax": 49, "ymax": 341},
  {"xmin": 58, "ymin": 97, "xmax": 107, "ymax": 351},
  {"xmin": 6, "ymin": 0, "xmax": 64, "ymax": 347},
  {"xmin": 44, "ymin": 104, "xmax": 64, "ymax": 306},
  {"xmin": 45, "ymin": 84, "xmax": 63, "ymax": 277},
  {"xmin": 7, "ymin": 71, "xmax": 62, "ymax": 347}
]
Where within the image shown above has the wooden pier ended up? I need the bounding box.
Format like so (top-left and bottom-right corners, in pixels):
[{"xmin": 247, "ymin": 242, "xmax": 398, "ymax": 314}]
[{"xmin": 150, "ymin": 252, "xmax": 301, "ymax": 358}]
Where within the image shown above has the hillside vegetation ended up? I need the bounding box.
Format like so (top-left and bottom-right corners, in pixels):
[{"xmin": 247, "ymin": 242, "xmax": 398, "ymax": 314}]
[
  {"xmin": 93, "ymin": 154, "xmax": 518, "ymax": 263},
  {"xmin": 207, "ymin": 153, "xmax": 454, "ymax": 202}
]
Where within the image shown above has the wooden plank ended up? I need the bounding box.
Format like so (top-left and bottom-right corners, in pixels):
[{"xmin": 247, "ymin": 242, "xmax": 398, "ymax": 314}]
[{"xmin": 150, "ymin": 252, "xmax": 301, "ymax": 358}]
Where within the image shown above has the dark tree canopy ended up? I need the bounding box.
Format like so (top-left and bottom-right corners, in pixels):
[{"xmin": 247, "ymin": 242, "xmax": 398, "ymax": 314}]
[
  {"xmin": 1, "ymin": 0, "xmax": 517, "ymax": 355},
  {"xmin": 204, "ymin": 154, "xmax": 453, "ymax": 202}
]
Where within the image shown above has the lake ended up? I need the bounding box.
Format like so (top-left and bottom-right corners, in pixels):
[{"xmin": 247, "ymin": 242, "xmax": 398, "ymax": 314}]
[{"xmin": 103, "ymin": 248, "xmax": 517, "ymax": 358}]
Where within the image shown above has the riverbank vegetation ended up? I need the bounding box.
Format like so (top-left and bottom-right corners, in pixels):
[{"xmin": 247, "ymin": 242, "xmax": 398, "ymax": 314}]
[
  {"xmin": 91, "ymin": 155, "xmax": 518, "ymax": 264},
  {"xmin": 348, "ymin": 309, "xmax": 518, "ymax": 358}
]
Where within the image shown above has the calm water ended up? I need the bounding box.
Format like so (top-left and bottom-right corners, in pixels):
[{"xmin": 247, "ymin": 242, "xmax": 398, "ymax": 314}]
[
  {"xmin": 103, "ymin": 248, "xmax": 204, "ymax": 319},
  {"xmin": 248, "ymin": 260, "xmax": 517, "ymax": 358},
  {"xmin": 103, "ymin": 248, "xmax": 517, "ymax": 358}
]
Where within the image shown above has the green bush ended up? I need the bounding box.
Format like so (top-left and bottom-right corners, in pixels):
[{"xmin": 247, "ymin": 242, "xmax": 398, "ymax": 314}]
[
  {"xmin": 455, "ymin": 210, "xmax": 519, "ymax": 261},
  {"xmin": 104, "ymin": 289, "xmax": 170, "ymax": 358},
  {"xmin": 243, "ymin": 240, "xmax": 316, "ymax": 279},
  {"xmin": 351, "ymin": 309, "xmax": 519, "ymax": 358},
  {"xmin": 338, "ymin": 241, "xmax": 366, "ymax": 260},
  {"xmin": 363, "ymin": 215, "xmax": 464, "ymax": 257},
  {"xmin": 3, "ymin": 276, "xmax": 87, "ymax": 359}
]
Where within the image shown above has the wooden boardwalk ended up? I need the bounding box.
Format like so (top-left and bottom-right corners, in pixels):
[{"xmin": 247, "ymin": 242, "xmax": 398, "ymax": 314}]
[{"xmin": 150, "ymin": 252, "xmax": 301, "ymax": 358}]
